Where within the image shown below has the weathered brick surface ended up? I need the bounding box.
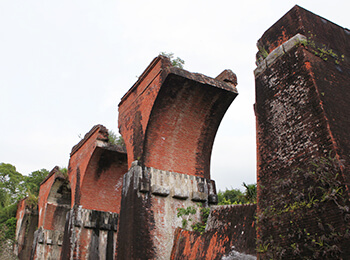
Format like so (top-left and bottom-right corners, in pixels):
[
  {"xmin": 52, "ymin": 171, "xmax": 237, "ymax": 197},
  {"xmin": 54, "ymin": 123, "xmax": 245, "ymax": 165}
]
[
  {"xmin": 118, "ymin": 57, "xmax": 169, "ymax": 169},
  {"xmin": 115, "ymin": 163, "xmax": 154, "ymax": 259},
  {"xmin": 26, "ymin": 125, "xmax": 128, "ymax": 260},
  {"xmin": 117, "ymin": 163, "xmax": 218, "ymax": 260},
  {"xmin": 170, "ymin": 204, "xmax": 257, "ymax": 259},
  {"xmin": 256, "ymin": 6, "xmax": 350, "ymax": 176},
  {"xmin": 31, "ymin": 167, "xmax": 70, "ymax": 259},
  {"xmin": 15, "ymin": 6, "xmax": 350, "ymax": 260},
  {"xmin": 60, "ymin": 206, "xmax": 118, "ymax": 260},
  {"xmin": 32, "ymin": 227, "xmax": 63, "ymax": 260},
  {"xmin": 117, "ymin": 57, "xmax": 238, "ymax": 259},
  {"xmin": 256, "ymin": 5, "xmax": 350, "ymax": 63},
  {"xmin": 118, "ymin": 56, "xmax": 238, "ymax": 179},
  {"xmin": 255, "ymin": 5, "xmax": 350, "ymax": 259},
  {"xmin": 37, "ymin": 166, "xmax": 65, "ymax": 228},
  {"xmin": 79, "ymin": 146, "xmax": 127, "ymax": 213},
  {"xmin": 68, "ymin": 125, "xmax": 109, "ymax": 207},
  {"xmin": 41, "ymin": 168, "xmax": 70, "ymax": 232},
  {"xmin": 15, "ymin": 198, "xmax": 38, "ymax": 260},
  {"xmin": 68, "ymin": 125, "xmax": 127, "ymax": 213},
  {"xmin": 60, "ymin": 125, "xmax": 127, "ymax": 259}
]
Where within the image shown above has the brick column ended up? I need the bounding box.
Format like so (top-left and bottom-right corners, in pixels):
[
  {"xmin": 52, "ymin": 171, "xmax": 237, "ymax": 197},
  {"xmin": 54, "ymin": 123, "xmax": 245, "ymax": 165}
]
[
  {"xmin": 255, "ymin": 5, "xmax": 350, "ymax": 259},
  {"xmin": 117, "ymin": 55, "xmax": 238, "ymax": 259}
]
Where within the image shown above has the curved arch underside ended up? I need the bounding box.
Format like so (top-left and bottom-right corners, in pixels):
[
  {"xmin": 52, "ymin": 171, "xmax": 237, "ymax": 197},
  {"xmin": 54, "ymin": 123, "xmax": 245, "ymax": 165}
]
[
  {"xmin": 80, "ymin": 146, "xmax": 128, "ymax": 213},
  {"xmin": 143, "ymin": 73, "xmax": 237, "ymax": 179},
  {"xmin": 118, "ymin": 56, "xmax": 238, "ymax": 179},
  {"xmin": 44, "ymin": 178, "xmax": 71, "ymax": 231}
]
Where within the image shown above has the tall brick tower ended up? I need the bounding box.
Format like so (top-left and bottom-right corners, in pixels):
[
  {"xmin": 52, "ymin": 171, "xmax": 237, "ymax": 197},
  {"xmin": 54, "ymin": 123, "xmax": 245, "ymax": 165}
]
[
  {"xmin": 255, "ymin": 6, "xmax": 350, "ymax": 259},
  {"xmin": 117, "ymin": 55, "xmax": 238, "ymax": 259}
]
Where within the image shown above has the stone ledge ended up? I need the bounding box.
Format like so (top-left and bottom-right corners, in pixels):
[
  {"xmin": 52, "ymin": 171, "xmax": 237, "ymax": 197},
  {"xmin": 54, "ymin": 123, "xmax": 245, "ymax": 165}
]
[
  {"xmin": 125, "ymin": 163, "xmax": 218, "ymax": 204},
  {"xmin": 74, "ymin": 207, "xmax": 118, "ymax": 231},
  {"xmin": 37, "ymin": 228, "xmax": 63, "ymax": 246},
  {"xmin": 146, "ymin": 166, "xmax": 216, "ymax": 203},
  {"xmin": 151, "ymin": 184, "xmax": 170, "ymax": 196},
  {"xmin": 191, "ymin": 191, "xmax": 208, "ymax": 202},
  {"xmin": 172, "ymin": 188, "xmax": 189, "ymax": 200},
  {"xmin": 255, "ymin": 34, "xmax": 307, "ymax": 77}
]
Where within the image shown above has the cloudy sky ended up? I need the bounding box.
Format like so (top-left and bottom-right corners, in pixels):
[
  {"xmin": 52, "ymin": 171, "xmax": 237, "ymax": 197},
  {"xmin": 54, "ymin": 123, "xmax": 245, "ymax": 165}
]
[{"xmin": 0, "ymin": 0, "xmax": 349, "ymax": 191}]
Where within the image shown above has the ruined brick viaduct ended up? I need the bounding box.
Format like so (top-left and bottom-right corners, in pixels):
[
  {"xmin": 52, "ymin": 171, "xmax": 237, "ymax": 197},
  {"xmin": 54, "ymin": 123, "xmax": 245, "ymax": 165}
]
[{"xmin": 15, "ymin": 5, "xmax": 350, "ymax": 260}]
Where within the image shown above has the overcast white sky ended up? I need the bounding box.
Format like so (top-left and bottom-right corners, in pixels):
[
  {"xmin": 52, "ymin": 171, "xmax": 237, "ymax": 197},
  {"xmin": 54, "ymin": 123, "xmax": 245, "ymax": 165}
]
[{"xmin": 0, "ymin": 0, "xmax": 349, "ymax": 191}]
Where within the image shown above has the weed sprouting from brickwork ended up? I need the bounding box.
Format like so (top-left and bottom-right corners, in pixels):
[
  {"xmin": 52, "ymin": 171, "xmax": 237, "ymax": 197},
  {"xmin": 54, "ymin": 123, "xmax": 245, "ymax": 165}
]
[
  {"xmin": 299, "ymin": 32, "xmax": 345, "ymax": 65},
  {"xmin": 177, "ymin": 206, "xmax": 196, "ymax": 229},
  {"xmin": 192, "ymin": 206, "xmax": 210, "ymax": 234},
  {"xmin": 176, "ymin": 204, "xmax": 210, "ymax": 234}
]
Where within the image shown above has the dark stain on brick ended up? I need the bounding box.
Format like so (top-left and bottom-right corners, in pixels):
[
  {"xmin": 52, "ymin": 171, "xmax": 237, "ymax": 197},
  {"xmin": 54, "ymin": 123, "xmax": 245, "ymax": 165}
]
[
  {"xmin": 60, "ymin": 210, "xmax": 72, "ymax": 260},
  {"xmin": 106, "ymin": 217, "xmax": 115, "ymax": 260},
  {"xmin": 117, "ymin": 170, "xmax": 155, "ymax": 259},
  {"xmin": 255, "ymin": 5, "xmax": 350, "ymax": 258},
  {"xmin": 143, "ymin": 73, "xmax": 237, "ymax": 178},
  {"xmin": 56, "ymin": 181, "xmax": 71, "ymax": 205},
  {"xmin": 74, "ymin": 167, "xmax": 81, "ymax": 206},
  {"xmin": 132, "ymin": 110, "xmax": 143, "ymax": 161},
  {"xmin": 53, "ymin": 206, "xmax": 70, "ymax": 232},
  {"xmin": 88, "ymin": 211, "xmax": 101, "ymax": 260},
  {"xmin": 171, "ymin": 204, "xmax": 257, "ymax": 259},
  {"xmin": 96, "ymin": 150, "xmax": 114, "ymax": 179},
  {"xmin": 17, "ymin": 207, "xmax": 38, "ymax": 260}
]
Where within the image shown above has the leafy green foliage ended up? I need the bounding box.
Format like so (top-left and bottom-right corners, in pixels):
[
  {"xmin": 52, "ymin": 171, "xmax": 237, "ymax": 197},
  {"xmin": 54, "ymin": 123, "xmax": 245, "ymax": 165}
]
[
  {"xmin": 0, "ymin": 217, "xmax": 17, "ymax": 259},
  {"xmin": 108, "ymin": 130, "xmax": 118, "ymax": 145},
  {"xmin": 177, "ymin": 206, "xmax": 196, "ymax": 229},
  {"xmin": 177, "ymin": 206, "xmax": 196, "ymax": 217},
  {"xmin": 217, "ymin": 183, "xmax": 257, "ymax": 205},
  {"xmin": 3, "ymin": 218, "xmax": 16, "ymax": 242},
  {"xmin": 0, "ymin": 162, "xmax": 50, "ymax": 246},
  {"xmin": 217, "ymin": 188, "xmax": 244, "ymax": 205},
  {"xmin": 0, "ymin": 163, "xmax": 25, "ymax": 207},
  {"xmin": 59, "ymin": 167, "xmax": 68, "ymax": 175},
  {"xmin": 0, "ymin": 204, "xmax": 17, "ymax": 224},
  {"xmin": 0, "ymin": 203, "xmax": 18, "ymax": 253},
  {"xmin": 243, "ymin": 182, "xmax": 257, "ymax": 204},
  {"xmin": 258, "ymin": 46, "xmax": 269, "ymax": 58},
  {"xmin": 192, "ymin": 206, "xmax": 210, "ymax": 234},
  {"xmin": 108, "ymin": 130, "xmax": 125, "ymax": 148},
  {"xmin": 160, "ymin": 52, "xmax": 185, "ymax": 69},
  {"xmin": 177, "ymin": 204, "xmax": 210, "ymax": 233},
  {"xmin": 24, "ymin": 169, "xmax": 49, "ymax": 196},
  {"xmin": 299, "ymin": 32, "xmax": 345, "ymax": 65}
]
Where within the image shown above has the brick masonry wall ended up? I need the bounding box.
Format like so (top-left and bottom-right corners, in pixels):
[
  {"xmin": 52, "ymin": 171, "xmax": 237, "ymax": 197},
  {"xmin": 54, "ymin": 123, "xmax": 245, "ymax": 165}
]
[
  {"xmin": 28, "ymin": 125, "xmax": 127, "ymax": 260},
  {"xmin": 68, "ymin": 125, "xmax": 127, "ymax": 213},
  {"xmin": 15, "ymin": 198, "xmax": 38, "ymax": 260},
  {"xmin": 80, "ymin": 147, "xmax": 127, "ymax": 213},
  {"xmin": 170, "ymin": 204, "xmax": 257, "ymax": 259},
  {"xmin": 117, "ymin": 163, "xmax": 218, "ymax": 260},
  {"xmin": 256, "ymin": 5, "xmax": 350, "ymax": 177},
  {"xmin": 68, "ymin": 125, "xmax": 109, "ymax": 207},
  {"xmin": 143, "ymin": 72, "xmax": 237, "ymax": 179},
  {"xmin": 32, "ymin": 167, "xmax": 70, "ymax": 260},
  {"xmin": 37, "ymin": 167, "xmax": 58, "ymax": 228},
  {"xmin": 255, "ymin": 5, "xmax": 350, "ymax": 259},
  {"xmin": 118, "ymin": 56, "xmax": 238, "ymax": 179},
  {"xmin": 118, "ymin": 57, "xmax": 169, "ymax": 168},
  {"xmin": 117, "ymin": 56, "xmax": 238, "ymax": 259},
  {"xmin": 59, "ymin": 125, "xmax": 126, "ymax": 259},
  {"xmin": 60, "ymin": 207, "xmax": 118, "ymax": 260}
]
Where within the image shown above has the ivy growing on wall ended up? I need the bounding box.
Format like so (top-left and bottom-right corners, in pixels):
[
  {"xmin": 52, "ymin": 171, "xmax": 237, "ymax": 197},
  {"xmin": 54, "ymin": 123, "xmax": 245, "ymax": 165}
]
[{"xmin": 176, "ymin": 204, "xmax": 210, "ymax": 234}]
